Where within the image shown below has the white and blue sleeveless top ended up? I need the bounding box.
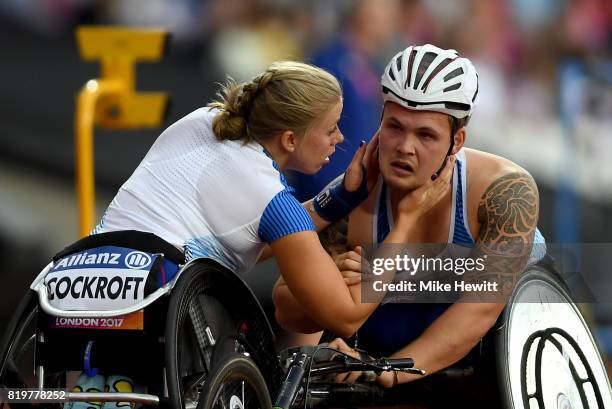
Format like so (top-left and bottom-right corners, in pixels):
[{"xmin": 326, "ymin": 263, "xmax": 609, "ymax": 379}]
[
  {"xmin": 359, "ymin": 149, "xmax": 546, "ymax": 355},
  {"xmin": 92, "ymin": 108, "xmax": 314, "ymax": 275}
]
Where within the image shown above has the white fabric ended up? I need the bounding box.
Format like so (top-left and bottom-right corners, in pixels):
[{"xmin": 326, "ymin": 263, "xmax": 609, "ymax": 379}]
[{"xmin": 93, "ymin": 108, "xmax": 286, "ymax": 274}]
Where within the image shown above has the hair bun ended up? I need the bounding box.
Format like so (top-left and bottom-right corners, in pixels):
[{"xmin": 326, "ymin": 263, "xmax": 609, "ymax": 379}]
[{"xmin": 209, "ymin": 61, "xmax": 341, "ymax": 144}]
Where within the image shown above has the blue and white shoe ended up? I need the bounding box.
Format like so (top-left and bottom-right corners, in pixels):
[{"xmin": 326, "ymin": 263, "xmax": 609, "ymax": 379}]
[
  {"xmin": 102, "ymin": 375, "xmax": 135, "ymax": 409},
  {"xmin": 64, "ymin": 373, "xmax": 105, "ymax": 409}
]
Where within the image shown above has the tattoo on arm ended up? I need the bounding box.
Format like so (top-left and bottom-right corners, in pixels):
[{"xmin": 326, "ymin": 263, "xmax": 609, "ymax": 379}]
[
  {"xmin": 318, "ymin": 215, "xmax": 349, "ymax": 258},
  {"xmin": 468, "ymin": 172, "xmax": 539, "ymax": 292},
  {"xmin": 477, "ymin": 172, "xmax": 538, "ymax": 246}
]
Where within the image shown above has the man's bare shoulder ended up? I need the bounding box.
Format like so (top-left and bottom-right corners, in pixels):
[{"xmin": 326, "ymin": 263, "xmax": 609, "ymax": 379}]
[{"xmin": 463, "ymin": 147, "xmax": 535, "ymax": 197}]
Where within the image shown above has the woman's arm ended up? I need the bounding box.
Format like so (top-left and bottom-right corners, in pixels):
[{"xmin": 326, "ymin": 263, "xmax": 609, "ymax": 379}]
[
  {"xmin": 273, "ymin": 244, "xmax": 362, "ymax": 333},
  {"xmin": 272, "ymin": 277, "xmax": 325, "ymax": 334},
  {"xmin": 271, "ymin": 217, "xmax": 415, "ymax": 337}
]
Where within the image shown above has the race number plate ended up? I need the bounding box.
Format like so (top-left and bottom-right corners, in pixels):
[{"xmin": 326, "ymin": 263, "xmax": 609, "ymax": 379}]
[{"xmin": 44, "ymin": 246, "xmax": 157, "ymax": 311}]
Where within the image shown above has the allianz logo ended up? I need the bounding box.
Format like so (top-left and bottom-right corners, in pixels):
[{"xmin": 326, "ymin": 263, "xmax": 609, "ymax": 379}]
[
  {"xmin": 53, "ymin": 250, "xmax": 153, "ymax": 270},
  {"xmin": 125, "ymin": 251, "xmax": 153, "ymax": 269}
]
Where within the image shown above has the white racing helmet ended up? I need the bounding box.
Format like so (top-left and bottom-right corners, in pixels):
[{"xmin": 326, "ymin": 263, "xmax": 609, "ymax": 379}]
[{"xmin": 381, "ymin": 44, "xmax": 479, "ymax": 119}]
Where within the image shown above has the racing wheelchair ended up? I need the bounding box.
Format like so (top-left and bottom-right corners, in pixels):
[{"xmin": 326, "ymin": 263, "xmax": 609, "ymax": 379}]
[{"xmin": 0, "ymin": 231, "xmax": 280, "ymax": 408}]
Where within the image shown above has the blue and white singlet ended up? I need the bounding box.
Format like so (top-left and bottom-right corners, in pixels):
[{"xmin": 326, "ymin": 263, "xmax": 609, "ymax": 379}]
[{"xmin": 92, "ymin": 108, "xmax": 314, "ymax": 274}]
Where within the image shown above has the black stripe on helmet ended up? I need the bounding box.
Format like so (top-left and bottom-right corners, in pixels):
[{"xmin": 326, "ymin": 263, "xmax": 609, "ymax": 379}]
[
  {"xmin": 444, "ymin": 67, "xmax": 464, "ymax": 82},
  {"xmin": 443, "ymin": 83, "xmax": 461, "ymax": 92},
  {"xmin": 444, "ymin": 101, "xmax": 471, "ymax": 111},
  {"xmin": 414, "ymin": 52, "xmax": 438, "ymax": 90},
  {"xmin": 421, "ymin": 57, "xmax": 455, "ymax": 91},
  {"xmin": 404, "ymin": 49, "xmax": 418, "ymax": 89},
  {"xmin": 472, "ymin": 73, "xmax": 479, "ymax": 102},
  {"xmin": 382, "ymin": 86, "xmax": 470, "ymax": 112},
  {"xmin": 388, "ymin": 66, "xmax": 395, "ymax": 81}
]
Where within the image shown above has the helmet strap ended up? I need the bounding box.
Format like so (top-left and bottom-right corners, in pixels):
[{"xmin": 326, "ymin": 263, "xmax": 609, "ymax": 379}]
[{"xmin": 431, "ymin": 139, "xmax": 455, "ymax": 181}]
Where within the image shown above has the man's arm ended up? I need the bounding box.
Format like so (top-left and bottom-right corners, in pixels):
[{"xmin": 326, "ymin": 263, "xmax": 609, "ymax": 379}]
[
  {"xmin": 317, "ymin": 214, "xmax": 351, "ymax": 258},
  {"xmin": 381, "ymin": 171, "xmax": 539, "ymax": 386}
]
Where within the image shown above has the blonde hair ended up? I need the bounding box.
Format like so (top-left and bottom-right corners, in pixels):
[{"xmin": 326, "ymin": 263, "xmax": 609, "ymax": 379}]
[{"xmin": 208, "ymin": 61, "xmax": 341, "ymax": 143}]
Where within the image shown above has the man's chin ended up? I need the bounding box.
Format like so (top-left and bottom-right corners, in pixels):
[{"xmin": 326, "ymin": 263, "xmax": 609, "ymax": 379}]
[{"xmin": 382, "ymin": 174, "xmax": 420, "ymax": 192}]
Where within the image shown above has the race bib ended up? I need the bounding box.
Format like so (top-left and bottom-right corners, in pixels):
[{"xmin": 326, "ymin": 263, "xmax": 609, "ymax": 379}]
[{"xmin": 45, "ymin": 246, "xmax": 158, "ymax": 311}]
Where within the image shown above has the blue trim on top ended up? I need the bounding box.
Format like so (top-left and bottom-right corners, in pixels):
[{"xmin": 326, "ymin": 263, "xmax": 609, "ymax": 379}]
[
  {"xmin": 279, "ymin": 172, "xmax": 293, "ymax": 192},
  {"xmin": 262, "ymin": 145, "xmax": 293, "ymax": 192},
  {"xmin": 90, "ymin": 211, "xmax": 108, "ymax": 235},
  {"xmin": 377, "ymin": 183, "xmax": 389, "ymax": 244},
  {"xmin": 258, "ymin": 190, "xmax": 315, "ymax": 243},
  {"xmin": 184, "ymin": 235, "xmax": 237, "ymax": 271},
  {"xmin": 376, "ymin": 159, "xmax": 474, "ymax": 246},
  {"xmin": 452, "ymin": 160, "xmax": 474, "ymax": 245}
]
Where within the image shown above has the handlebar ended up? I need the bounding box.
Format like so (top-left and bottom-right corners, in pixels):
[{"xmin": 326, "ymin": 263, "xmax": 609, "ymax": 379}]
[
  {"xmin": 274, "ymin": 346, "xmax": 425, "ymax": 409},
  {"xmin": 309, "ymin": 356, "xmax": 423, "ymax": 376}
]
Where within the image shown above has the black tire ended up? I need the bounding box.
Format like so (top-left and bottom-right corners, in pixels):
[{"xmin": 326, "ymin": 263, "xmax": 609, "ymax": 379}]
[
  {"xmin": 197, "ymin": 354, "xmax": 271, "ymax": 409},
  {"xmin": 0, "ymin": 290, "xmax": 37, "ymax": 378},
  {"xmin": 0, "ymin": 291, "xmax": 39, "ymax": 390},
  {"xmin": 0, "ymin": 291, "xmax": 64, "ymax": 409},
  {"xmin": 0, "ymin": 301, "xmax": 38, "ymax": 409},
  {"xmin": 165, "ymin": 264, "xmax": 237, "ymax": 409},
  {"xmin": 495, "ymin": 266, "xmax": 612, "ymax": 409}
]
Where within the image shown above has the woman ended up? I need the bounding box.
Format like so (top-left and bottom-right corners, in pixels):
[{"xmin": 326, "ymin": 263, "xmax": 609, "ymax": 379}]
[{"xmin": 91, "ymin": 61, "xmax": 412, "ymax": 336}]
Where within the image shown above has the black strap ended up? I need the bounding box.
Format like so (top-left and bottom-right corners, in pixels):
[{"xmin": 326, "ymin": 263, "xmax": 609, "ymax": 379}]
[{"xmin": 53, "ymin": 230, "xmax": 185, "ymax": 264}]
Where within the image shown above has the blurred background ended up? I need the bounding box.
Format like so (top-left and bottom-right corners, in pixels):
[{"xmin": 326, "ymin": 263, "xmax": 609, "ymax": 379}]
[{"xmin": 0, "ymin": 0, "xmax": 610, "ymax": 367}]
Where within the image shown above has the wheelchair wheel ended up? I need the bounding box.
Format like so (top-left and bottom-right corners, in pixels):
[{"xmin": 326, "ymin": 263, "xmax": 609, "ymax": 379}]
[
  {"xmin": 496, "ymin": 266, "xmax": 612, "ymax": 409},
  {"xmin": 0, "ymin": 293, "xmax": 39, "ymax": 408},
  {"xmin": 196, "ymin": 353, "xmax": 271, "ymax": 409},
  {"xmin": 166, "ymin": 264, "xmax": 238, "ymax": 409},
  {"xmin": 0, "ymin": 291, "xmax": 65, "ymax": 408}
]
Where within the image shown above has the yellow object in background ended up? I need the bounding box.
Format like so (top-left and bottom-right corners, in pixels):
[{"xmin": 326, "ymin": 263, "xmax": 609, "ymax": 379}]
[{"xmin": 74, "ymin": 26, "xmax": 169, "ymax": 237}]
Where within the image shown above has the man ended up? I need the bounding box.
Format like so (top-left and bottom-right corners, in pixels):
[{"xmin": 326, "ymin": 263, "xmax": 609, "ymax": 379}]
[{"xmin": 273, "ymin": 44, "xmax": 546, "ymax": 388}]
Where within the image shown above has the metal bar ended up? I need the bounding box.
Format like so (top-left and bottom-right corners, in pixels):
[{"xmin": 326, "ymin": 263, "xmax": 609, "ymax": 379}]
[
  {"xmin": 36, "ymin": 332, "xmax": 45, "ymax": 389},
  {"xmin": 36, "ymin": 365, "xmax": 44, "ymax": 389},
  {"xmin": 67, "ymin": 392, "xmax": 160, "ymax": 405}
]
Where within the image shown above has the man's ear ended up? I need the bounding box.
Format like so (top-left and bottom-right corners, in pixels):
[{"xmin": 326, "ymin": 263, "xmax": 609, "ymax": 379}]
[
  {"xmin": 451, "ymin": 127, "xmax": 466, "ymax": 155},
  {"xmin": 280, "ymin": 130, "xmax": 296, "ymax": 153}
]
